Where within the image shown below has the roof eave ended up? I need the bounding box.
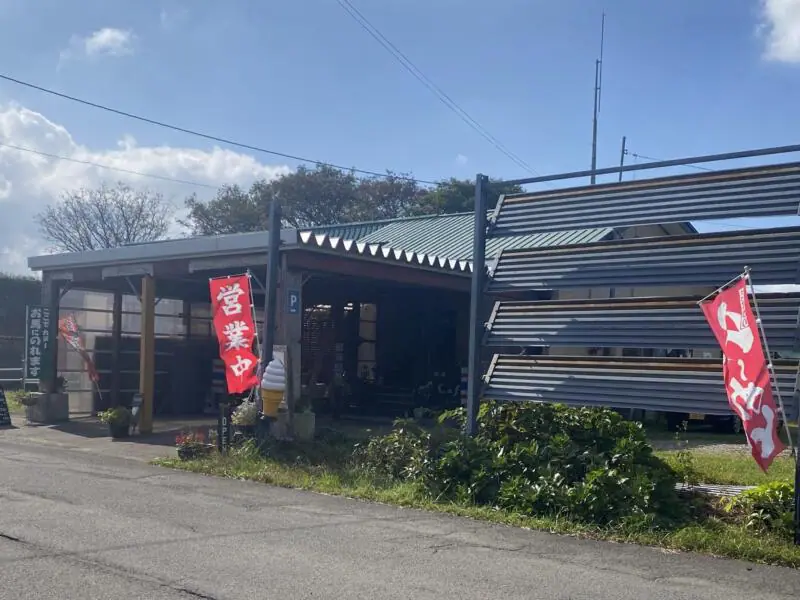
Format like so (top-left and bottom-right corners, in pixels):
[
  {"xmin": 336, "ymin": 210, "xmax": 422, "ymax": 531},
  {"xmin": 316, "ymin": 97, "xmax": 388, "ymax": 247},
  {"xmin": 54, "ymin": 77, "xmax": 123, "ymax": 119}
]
[{"xmin": 28, "ymin": 229, "xmax": 299, "ymax": 272}]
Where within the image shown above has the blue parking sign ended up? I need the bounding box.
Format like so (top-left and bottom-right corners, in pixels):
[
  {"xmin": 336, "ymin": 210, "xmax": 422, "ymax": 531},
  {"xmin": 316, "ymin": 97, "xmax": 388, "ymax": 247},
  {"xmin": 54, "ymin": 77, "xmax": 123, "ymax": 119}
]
[{"xmin": 287, "ymin": 290, "xmax": 300, "ymax": 314}]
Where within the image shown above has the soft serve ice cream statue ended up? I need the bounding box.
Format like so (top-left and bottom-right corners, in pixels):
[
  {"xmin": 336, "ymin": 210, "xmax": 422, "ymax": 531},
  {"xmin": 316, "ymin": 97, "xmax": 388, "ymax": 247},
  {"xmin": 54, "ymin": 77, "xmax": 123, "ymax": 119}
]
[{"xmin": 260, "ymin": 354, "xmax": 286, "ymax": 418}]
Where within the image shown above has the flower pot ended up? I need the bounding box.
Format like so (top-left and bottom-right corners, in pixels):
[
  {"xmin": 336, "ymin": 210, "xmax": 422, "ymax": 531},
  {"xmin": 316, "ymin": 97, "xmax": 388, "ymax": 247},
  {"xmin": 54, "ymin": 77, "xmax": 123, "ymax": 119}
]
[{"xmin": 109, "ymin": 421, "xmax": 130, "ymax": 439}]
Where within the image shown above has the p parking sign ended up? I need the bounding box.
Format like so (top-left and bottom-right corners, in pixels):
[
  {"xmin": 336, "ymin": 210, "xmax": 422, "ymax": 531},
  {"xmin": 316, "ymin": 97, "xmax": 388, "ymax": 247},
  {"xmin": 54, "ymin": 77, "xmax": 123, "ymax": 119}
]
[{"xmin": 287, "ymin": 290, "xmax": 300, "ymax": 315}]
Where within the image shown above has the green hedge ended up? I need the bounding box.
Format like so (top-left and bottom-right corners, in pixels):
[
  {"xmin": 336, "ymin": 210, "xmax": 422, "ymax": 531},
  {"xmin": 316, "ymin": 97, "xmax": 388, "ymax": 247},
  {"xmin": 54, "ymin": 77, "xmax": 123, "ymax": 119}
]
[{"xmin": 355, "ymin": 402, "xmax": 683, "ymax": 527}]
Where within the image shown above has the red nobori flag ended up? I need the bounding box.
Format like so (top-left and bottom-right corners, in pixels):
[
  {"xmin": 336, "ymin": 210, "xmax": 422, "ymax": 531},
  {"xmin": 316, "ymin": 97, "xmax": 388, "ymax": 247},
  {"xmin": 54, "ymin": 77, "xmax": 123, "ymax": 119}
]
[
  {"xmin": 700, "ymin": 278, "xmax": 785, "ymax": 472},
  {"xmin": 58, "ymin": 314, "xmax": 100, "ymax": 382},
  {"xmin": 209, "ymin": 275, "xmax": 258, "ymax": 394}
]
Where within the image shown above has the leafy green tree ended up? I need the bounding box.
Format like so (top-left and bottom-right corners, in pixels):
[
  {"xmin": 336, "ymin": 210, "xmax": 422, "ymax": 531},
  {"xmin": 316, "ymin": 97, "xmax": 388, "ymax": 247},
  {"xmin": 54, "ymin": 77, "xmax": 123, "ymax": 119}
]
[
  {"xmin": 183, "ymin": 166, "xmax": 522, "ymax": 235},
  {"xmin": 416, "ymin": 178, "xmax": 524, "ymax": 214}
]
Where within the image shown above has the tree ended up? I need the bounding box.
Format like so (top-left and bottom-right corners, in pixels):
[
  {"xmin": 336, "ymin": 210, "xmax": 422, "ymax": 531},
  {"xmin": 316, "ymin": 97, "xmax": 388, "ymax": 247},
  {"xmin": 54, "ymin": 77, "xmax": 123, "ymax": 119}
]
[
  {"xmin": 182, "ymin": 166, "xmax": 523, "ymax": 236},
  {"xmin": 416, "ymin": 178, "xmax": 524, "ymax": 214},
  {"xmin": 183, "ymin": 184, "xmax": 266, "ymax": 235},
  {"xmin": 183, "ymin": 165, "xmax": 426, "ymax": 235},
  {"xmin": 36, "ymin": 182, "xmax": 174, "ymax": 252}
]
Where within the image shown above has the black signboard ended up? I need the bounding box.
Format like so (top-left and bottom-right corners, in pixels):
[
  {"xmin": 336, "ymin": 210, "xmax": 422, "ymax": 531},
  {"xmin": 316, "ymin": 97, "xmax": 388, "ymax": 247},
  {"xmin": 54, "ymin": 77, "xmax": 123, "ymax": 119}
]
[
  {"xmin": 0, "ymin": 386, "xmax": 12, "ymax": 427},
  {"xmin": 794, "ymin": 461, "xmax": 800, "ymax": 546},
  {"xmin": 25, "ymin": 306, "xmax": 52, "ymax": 381},
  {"xmin": 217, "ymin": 403, "xmax": 232, "ymax": 454}
]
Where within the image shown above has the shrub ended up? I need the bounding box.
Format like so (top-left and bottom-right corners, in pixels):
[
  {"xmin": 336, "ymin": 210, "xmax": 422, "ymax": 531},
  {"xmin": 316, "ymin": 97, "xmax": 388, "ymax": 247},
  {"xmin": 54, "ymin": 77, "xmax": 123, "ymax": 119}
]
[
  {"xmin": 355, "ymin": 402, "xmax": 682, "ymax": 527},
  {"xmin": 97, "ymin": 406, "xmax": 131, "ymax": 425},
  {"xmin": 353, "ymin": 419, "xmax": 430, "ymax": 480},
  {"xmin": 723, "ymin": 481, "xmax": 795, "ymax": 538},
  {"xmin": 231, "ymin": 400, "xmax": 258, "ymax": 426}
]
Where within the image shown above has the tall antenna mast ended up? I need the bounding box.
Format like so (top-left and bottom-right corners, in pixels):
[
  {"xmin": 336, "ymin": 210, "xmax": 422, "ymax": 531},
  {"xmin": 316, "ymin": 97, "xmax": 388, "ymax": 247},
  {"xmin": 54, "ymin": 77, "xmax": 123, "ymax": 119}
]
[{"xmin": 590, "ymin": 12, "xmax": 605, "ymax": 185}]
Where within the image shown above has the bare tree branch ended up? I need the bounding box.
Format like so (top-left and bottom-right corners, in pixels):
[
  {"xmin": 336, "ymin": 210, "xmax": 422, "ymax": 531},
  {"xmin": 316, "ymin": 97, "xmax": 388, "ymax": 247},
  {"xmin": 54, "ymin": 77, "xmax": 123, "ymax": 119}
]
[{"xmin": 36, "ymin": 182, "xmax": 174, "ymax": 252}]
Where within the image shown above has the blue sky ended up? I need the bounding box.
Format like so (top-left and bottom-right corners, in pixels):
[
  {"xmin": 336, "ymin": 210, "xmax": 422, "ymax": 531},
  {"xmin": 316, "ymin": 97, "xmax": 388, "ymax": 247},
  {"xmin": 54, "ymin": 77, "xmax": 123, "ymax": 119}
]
[{"xmin": 0, "ymin": 0, "xmax": 799, "ymax": 272}]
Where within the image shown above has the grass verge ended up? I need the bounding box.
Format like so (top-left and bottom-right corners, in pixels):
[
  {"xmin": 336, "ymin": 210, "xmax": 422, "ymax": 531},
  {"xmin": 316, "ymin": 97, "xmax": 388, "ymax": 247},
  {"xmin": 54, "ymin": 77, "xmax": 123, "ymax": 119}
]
[
  {"xmin": 154, "ymin": 441, "xmax": 800, "ymax": 569},
  {"xmin": 657, "ymin": 451, "xmax": 796, "ymax": 487},
  {"xmin": 5, "ymin": 390, "xmax": 23, "ymax": 413}
]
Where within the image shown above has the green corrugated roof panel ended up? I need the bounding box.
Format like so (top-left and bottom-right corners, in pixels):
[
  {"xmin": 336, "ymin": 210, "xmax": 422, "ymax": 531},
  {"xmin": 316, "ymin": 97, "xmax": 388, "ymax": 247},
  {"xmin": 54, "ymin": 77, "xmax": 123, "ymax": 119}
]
[
  {"xmin": 309, "ymin": 219, "xmax": 399, "ymax": 241},
  {"xmin": 357, "ymin": 213, "xmax": 614, "ymax": 260}
]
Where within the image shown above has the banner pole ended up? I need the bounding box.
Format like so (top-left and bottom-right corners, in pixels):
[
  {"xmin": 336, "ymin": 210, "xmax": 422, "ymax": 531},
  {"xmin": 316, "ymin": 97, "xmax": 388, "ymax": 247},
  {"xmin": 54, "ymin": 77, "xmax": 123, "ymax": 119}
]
[
  {"xmin": 246, "ymin": 270, "xmax": 261, "ymax": 404},
  {"xmin": 748, "ymin": 266, "xmax": 798, "ymax": 546},
  {"xmin": 246, "ymin": 269, "xmax": 262, "ymax": 360},
  {"xmin": 697, "ymin": 271, "xmax": 748, "ymax": 305},
  {"xmin": 745, "ymin": 268, "xmax": 795, "ymax": 458}
]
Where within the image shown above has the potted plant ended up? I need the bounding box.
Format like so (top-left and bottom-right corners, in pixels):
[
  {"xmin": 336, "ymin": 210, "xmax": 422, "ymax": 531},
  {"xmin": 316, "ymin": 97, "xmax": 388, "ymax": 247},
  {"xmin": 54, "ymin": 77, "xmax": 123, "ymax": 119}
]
[
  {"xmin": 97, "ymin": 406, "xmax": 132, "ymax": 439},
  {"xmin": 231, "ymin": 399, "xmax": 258, "ymax": 438},
  {"xmin": 176, "ymin": 431, "xmax": 209, "ymax": 460}
]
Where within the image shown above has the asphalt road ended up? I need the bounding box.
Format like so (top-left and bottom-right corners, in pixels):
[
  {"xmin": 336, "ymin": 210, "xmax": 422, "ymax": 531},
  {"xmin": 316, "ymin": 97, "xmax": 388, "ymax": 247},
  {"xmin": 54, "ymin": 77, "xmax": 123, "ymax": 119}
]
[{"xmin": 1, "ymin": 436, "xmax": 798, "ymax": 599}]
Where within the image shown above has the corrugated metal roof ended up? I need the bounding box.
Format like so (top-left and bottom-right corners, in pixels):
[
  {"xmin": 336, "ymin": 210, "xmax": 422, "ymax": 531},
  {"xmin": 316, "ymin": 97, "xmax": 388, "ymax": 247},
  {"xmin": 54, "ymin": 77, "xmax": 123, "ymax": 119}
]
[
  {"xmin": 356, "ymin": 212, "xmax": 614, "ymax": 260},
  {"xmin": 309, "ymin": 219, "xmax": 401, "ymax": 241}
]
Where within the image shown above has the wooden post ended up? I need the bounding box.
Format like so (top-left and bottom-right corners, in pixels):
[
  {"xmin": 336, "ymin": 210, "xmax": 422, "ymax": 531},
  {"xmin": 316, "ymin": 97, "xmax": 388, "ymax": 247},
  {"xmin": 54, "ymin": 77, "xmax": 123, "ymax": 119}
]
[
  {"xmin": 276, "ymin": 257, "xmax": 303, "ymax": 418},
  {"xmin": 138, "ymin": 275, "xmax": 155, "ymax": 434},
  {"xmin": 111, "ymin": 291, "xmax": 123, "ymax": 407}
]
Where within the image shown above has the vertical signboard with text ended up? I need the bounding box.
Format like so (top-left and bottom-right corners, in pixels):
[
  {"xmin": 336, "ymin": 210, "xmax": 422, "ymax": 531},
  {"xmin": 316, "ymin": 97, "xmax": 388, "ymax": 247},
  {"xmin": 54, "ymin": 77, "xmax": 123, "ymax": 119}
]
[{"xmin": 25, "ymin": 306, "xmax": 51, "ymax": 382}]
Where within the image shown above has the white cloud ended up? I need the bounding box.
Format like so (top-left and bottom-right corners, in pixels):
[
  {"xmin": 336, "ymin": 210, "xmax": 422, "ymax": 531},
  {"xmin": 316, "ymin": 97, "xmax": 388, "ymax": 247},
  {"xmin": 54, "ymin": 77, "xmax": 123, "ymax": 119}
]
[
  {"xmin": 0, "ymin": 104, "xmax": 291, "ymax": 275},
  {"xmin": 759, "ymin": 0, "xmax": 800, "ymax": 63},
  {"xmin": 455, "ymin": 153, "xmax": 468, "ymax": 165},
  {"xmin": 60, "ymin": 27, "xmax": 137, "ymax": 63}
]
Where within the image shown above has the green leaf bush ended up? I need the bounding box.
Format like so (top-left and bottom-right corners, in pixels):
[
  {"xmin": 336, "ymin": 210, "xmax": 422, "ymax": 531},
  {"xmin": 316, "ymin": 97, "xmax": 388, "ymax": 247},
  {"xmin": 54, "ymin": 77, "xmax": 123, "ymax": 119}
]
[
  {"xmin": 722, "ymin": 481, "xmax": 795, "ymax": 539},
  {"xmin": 355, "ymin": 402, "xmax": 683, "ymax": 527}
]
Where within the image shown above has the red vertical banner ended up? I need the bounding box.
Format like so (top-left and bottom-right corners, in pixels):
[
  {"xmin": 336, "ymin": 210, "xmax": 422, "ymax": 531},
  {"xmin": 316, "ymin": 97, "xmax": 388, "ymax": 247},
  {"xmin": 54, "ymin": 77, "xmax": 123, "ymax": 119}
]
[
  {"xmin": 58, "ymin": 314, "xmax": 100, "ymax": 382},
  {"xmin": 209, "ymin": 275, "xmax": 259, "ymax": 394},
  {"xmin": 700, "ymin": 278, "xmax": 785, "ymax": 472}
]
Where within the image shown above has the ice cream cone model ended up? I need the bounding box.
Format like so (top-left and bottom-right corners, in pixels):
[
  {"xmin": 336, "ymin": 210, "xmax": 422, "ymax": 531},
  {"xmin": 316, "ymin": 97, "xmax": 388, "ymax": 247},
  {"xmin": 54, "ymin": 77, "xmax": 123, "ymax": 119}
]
[{"xmin": 260, "ymin": 357, "xmax": 286, "ymax": 418}]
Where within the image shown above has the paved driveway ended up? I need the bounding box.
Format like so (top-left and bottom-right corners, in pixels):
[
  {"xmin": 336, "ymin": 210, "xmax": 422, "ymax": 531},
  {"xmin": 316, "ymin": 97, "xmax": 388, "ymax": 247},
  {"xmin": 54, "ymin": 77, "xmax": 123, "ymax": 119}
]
[{"xmin": 0, "ymin": 434, "xmax": 798, "ymax": 599}]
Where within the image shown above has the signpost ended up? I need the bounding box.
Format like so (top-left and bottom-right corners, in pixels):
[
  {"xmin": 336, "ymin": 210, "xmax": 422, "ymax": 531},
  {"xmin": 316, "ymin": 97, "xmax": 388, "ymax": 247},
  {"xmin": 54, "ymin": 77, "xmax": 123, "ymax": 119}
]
[
  {"xmin": 0, "ymin": 386, "xmax": 11, "ymax": 427},
  {"xmin": 24, "ymin": 306, "xmax": 51, "ymax": 382},
  {"xmin": 217, "ymin": 402, "xmax": 232, "ymax": 454}
]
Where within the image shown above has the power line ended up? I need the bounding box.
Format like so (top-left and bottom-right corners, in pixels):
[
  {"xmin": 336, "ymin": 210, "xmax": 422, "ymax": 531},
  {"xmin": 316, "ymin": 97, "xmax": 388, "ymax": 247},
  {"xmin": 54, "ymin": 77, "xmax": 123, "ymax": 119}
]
[
  {"xmin": 0, "ymin": 141, "xmax": 220, "ymax": 189},
  {"xmin": 629, "ymin": 151, "xmax": 714, "ymax": 172},
  {"xmin": 336, "ymin": 0, "xmax": 540, "ymax": 177},
  {"xmin": 0, "ymin": 72, "xmax": 438, "ymax": 185}
]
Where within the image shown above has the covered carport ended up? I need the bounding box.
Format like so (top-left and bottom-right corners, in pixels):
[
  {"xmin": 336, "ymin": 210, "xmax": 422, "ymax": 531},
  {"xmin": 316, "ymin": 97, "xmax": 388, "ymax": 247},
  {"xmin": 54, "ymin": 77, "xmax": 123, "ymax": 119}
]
[{"xmin": 27, "ymin": 228, "xmax": 472, "ymax": 433}]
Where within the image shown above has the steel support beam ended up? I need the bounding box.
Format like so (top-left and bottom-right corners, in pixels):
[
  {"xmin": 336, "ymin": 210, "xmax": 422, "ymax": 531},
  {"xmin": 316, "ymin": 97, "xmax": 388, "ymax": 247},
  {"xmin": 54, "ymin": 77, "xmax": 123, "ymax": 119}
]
[{"xmin": 466, "ymin": 174, "xmax": 489, "ymax": 435}]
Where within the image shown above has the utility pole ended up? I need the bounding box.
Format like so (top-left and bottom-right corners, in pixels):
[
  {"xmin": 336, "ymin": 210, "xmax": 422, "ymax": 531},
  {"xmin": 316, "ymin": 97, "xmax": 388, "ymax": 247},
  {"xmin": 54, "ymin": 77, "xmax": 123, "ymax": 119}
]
[
  {"xmin": 618, "ymin": 135, "xmax": 627, "ymax": 182},
  {"xmin": 261, "ymin": 197, "xmax": 281, "ymax": 376},
  {"xmin": 590, "ymin": 12, "xmax": 606, "ymax": 185}
]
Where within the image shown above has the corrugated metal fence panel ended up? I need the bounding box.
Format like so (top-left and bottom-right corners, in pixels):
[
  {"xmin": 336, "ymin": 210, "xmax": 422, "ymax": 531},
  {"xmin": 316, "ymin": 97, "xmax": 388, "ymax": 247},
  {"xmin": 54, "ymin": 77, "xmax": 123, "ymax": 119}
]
[
  {"xmin": 483, "ymin": 356, "xmax": 799, "ymax": 420},
  {"xmin": 488, "ymin": 227, "xmax": 800, "ymax": 292},
  {"xmin": 485, "ymin": 295, "xmax": 800, "ymax": 352},
  {"xmin": 490, "ymin": 162, "xmax": 800, "ymax": 236}
]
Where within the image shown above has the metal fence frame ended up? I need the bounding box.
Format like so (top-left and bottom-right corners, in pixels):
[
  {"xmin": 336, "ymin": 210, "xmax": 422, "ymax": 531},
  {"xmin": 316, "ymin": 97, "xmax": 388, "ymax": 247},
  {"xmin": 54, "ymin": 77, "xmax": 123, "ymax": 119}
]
[{"xmin": 466, "ymin": 143, "xmax": 800, "ymax": 435}]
